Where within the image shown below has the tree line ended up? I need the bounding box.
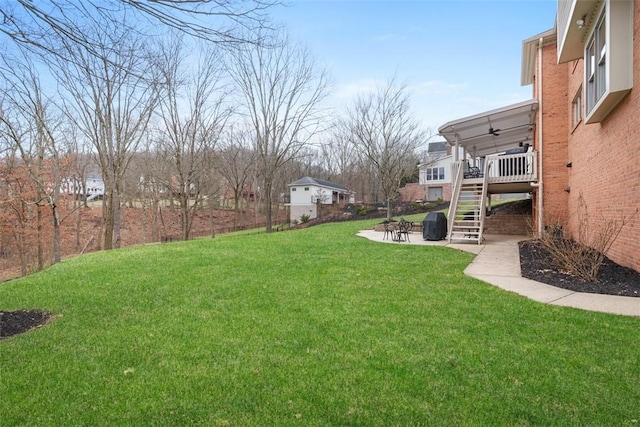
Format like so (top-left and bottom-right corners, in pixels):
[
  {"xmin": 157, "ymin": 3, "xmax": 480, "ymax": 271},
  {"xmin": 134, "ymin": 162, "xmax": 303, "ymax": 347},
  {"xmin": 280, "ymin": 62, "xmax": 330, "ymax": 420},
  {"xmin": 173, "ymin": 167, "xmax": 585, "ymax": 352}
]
[{"xmin": 0, "ymin": 0, "xmax": 431, "ymax": 277}]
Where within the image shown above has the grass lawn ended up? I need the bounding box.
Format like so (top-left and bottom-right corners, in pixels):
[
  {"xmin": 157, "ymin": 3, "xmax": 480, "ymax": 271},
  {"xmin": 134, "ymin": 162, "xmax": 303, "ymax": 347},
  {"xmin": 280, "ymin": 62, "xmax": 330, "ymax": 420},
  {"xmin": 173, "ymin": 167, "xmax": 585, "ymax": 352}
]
[{"xmin": 1, "ymin": 219, "xmax": 640, "ymax": 425}]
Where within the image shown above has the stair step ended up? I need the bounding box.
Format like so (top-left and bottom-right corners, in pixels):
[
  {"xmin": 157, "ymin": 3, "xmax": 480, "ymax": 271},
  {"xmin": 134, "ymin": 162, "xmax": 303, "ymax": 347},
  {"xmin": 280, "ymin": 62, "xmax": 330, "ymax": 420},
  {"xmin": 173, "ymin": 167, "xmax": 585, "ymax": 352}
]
[
  {"xmin": 449, "ymin": 166, "xmax": 488, "ymax": 244},
  {"xmin": 451, "ymin": 227, "xmax": 481, "ymax": 232},
  {"xmin": 449, "ymin": 233, "xmax": 482, "ymax": 241},
  {"xmin": 450, "ymin": 229, "xmax": 478, "ymax": 234}
]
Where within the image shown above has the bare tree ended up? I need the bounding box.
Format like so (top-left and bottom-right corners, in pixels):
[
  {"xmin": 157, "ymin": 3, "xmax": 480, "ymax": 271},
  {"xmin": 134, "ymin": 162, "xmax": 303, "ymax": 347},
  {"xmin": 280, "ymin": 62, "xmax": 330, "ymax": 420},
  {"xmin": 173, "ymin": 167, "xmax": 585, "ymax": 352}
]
[
  {"xmin": 56, "ymin": 23, "xmax": 158, "ymax": 249},
  {"xmin": 319, "ymin": 129, "xmax": 360, "ymax": 188},
  {"xmin": 228, "ymin": 32, "xmax": 329, "ymax": 232},
  {"xmin": 0, "ymin": 0, "xmax": 279, "ymax": 56},
  {"xmin": 154, "ymin": 38, "xmax": 232, "ymax": 240},
  {"xmin": 341, "ymin": 78, "xmax": 426, "ymax": 220},
  {"xmin": 217, "ymin": 126, "xmax": 257, "ymax": 228},
  {"xmin": 0, "ymin": 51, "xmax": 67, "ymax": 268}
]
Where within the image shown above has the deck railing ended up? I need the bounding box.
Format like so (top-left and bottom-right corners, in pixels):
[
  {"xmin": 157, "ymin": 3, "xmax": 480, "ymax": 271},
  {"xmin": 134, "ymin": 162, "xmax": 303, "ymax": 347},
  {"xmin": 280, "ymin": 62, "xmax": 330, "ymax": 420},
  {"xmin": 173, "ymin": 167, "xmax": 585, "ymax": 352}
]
[{"xmin": 485, "ymin": 151, "xmax": 537, "ymax": 184}]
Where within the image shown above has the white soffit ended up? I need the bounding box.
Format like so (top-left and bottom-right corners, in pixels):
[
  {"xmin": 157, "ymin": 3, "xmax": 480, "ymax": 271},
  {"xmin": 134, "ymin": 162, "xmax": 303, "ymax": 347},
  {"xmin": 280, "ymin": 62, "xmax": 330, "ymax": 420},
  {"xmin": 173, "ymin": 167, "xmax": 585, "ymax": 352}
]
[{"xmin": 437, "ymin": 99, "xmax": 538, "ymax": 158}]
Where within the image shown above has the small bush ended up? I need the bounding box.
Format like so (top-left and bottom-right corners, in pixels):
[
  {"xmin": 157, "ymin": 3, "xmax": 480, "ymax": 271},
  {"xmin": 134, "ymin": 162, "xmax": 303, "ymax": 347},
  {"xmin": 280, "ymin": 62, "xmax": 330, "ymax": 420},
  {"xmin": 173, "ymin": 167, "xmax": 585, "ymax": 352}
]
[
  {"xmin": 539, "ymin": 193, "xmax": 638, "ymax": 282},
  {"xmin": 299, "ymin": 214, "xmax": 310, "ymax": 223},
  {"xmin": 355, "ymin": 205, "xmax": 373, "ymax": 216}
]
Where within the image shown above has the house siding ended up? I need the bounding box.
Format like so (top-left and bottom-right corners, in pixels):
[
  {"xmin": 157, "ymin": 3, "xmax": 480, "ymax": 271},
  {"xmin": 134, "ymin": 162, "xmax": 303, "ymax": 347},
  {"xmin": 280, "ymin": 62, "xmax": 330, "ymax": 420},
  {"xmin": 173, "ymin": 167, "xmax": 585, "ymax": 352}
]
[
  {"xmin": 534, "ymin": 4, "xmax": 640, "ymax": 272},
  {"xmin": 288, "ymin": 178, "xmax": 354, "ymax": 224}
]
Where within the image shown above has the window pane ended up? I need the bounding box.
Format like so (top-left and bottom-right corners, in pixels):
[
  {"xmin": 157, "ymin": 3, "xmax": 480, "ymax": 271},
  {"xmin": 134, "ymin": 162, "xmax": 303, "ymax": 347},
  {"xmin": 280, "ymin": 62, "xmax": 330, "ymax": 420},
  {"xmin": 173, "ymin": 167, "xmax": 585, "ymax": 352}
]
[
  {"xmin": 572, "ymin": 89, "xmax": 582, "ymax": 127},
  {"xmin": 587, "ymin": 41, "xmax": 595, "ymax": 80},
  {"xmin": 587, "ymin": 39, "xmax": 595, "ymax": 110}
]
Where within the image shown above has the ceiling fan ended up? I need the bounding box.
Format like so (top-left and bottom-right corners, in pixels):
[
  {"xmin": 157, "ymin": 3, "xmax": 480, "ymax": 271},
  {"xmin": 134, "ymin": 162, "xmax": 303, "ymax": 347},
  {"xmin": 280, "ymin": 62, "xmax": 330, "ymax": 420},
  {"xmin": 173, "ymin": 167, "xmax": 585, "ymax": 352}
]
[{"xmin": 488, "ymin": 126, "xmax": 501, "ymax": 136}]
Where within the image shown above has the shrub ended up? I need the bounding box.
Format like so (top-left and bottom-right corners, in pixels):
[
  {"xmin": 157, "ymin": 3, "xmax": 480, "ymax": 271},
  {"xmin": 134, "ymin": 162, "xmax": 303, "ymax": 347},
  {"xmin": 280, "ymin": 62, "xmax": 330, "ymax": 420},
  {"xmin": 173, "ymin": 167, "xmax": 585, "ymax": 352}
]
[
  {"xmin": 539, "ymin": 193, "xmax": 638, "ymax": 282},
  {"xmin": 355, "ymin": 205, "xmax": 373, "ymax": 216},
  {"xmin": 299, "ymin": 214, "xmax": 310, "ymax": 223}
]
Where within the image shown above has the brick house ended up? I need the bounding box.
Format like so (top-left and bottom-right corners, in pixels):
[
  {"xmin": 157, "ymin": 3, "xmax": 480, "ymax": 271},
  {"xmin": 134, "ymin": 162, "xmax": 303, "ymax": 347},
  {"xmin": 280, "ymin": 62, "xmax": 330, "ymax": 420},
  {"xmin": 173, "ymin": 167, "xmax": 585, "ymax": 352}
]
[
  {"xmin": 521, "ymin": 0, "xmax": 640, "ymax": 273},
  {"xmin": 437, "ymin": 0, "xmax": 640, "ymax": 273}
]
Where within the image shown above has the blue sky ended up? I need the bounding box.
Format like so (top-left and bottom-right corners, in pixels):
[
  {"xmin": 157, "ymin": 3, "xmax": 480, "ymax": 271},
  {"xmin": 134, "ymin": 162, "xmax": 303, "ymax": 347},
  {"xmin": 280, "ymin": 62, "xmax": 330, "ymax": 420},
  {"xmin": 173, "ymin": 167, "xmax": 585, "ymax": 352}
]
[{"xmin": 271, "ymin": 0, "xmax": 557, "ymax": 134}]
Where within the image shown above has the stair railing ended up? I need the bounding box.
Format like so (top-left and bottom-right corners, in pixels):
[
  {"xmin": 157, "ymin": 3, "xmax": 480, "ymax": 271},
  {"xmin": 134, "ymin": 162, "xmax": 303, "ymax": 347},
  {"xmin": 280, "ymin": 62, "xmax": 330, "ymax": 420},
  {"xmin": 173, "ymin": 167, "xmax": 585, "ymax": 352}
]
[{"xmin": 447, "ymin": 160, "xmax": 464, "ymax": 243}]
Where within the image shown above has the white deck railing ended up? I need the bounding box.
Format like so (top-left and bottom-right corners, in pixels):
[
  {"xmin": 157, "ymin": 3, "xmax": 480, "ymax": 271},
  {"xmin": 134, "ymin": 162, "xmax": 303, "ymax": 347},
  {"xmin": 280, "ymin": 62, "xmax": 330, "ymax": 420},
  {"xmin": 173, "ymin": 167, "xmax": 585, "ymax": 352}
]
[{"xmin": 485, "ymin": 151, "xmax": 537, "ymax": 184}]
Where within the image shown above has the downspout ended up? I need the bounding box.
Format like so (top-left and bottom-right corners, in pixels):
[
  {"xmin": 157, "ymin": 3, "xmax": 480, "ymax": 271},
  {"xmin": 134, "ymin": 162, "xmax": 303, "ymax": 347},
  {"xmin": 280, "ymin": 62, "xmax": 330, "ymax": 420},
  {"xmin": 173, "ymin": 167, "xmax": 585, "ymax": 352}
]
[{"xmin": 531, "ymin": 36, "xmax": 544, "ymax": 238}]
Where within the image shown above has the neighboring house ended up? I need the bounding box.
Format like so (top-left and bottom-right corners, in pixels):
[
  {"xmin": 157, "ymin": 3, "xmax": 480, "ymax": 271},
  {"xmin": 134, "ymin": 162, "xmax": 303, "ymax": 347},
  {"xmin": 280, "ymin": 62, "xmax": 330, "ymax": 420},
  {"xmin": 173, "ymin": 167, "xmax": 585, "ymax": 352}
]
[
  {"xmin": 61, "ymin": 175, "xmax": 105, "ymax": 200},
  {"xmin": 437, "ymin": 0, "xmax": 640, "ymax": 273},
  {"xmin": 287, "ymin": 177, "xmax": 354, "ymax": 224},
  {"xmin": 417, "ymin": 141, "xmax": 453, "ymax": 202},
  {"xmin": 417, "ymin": 141, "xmax": 470, "ymax": 202}
]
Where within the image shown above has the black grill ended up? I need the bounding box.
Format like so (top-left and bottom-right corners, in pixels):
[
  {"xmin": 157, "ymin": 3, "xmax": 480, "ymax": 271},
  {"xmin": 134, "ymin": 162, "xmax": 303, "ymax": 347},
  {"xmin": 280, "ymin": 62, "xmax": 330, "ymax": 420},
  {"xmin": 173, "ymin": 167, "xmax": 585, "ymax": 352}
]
[{"xmin": 422, "ymin": 212, "xmax": 447, "ymax": 241}]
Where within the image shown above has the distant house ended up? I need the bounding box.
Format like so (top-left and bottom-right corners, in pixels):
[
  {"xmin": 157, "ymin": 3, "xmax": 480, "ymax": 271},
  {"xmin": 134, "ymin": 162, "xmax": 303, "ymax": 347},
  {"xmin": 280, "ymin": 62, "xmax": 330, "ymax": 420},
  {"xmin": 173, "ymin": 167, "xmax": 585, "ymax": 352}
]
[
  {"xmin": 61, "ymin": 175, "xmax": 105, "ymax": 201},
  {"xmin": 417, "ymin": 141, "xmax": 454, "ymax": 202},
  {"xmin": 287, "ymin": 177, "xmax": 354, "ymax": 224}
]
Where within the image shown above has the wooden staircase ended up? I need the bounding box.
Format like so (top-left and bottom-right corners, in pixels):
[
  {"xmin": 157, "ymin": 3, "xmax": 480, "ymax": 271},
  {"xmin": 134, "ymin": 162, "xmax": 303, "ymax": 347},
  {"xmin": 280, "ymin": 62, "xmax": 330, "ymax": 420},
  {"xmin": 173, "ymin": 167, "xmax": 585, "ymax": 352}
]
[{"xmin": 447, "ymin": 162, "xmax": 489, "ymax": 244}]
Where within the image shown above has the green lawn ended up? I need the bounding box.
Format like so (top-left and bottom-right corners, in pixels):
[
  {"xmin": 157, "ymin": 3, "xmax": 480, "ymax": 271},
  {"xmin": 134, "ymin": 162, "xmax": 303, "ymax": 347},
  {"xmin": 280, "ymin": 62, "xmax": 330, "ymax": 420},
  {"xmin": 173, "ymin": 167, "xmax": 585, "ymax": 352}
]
[{"xmin": 1, "ymin": 219, "xmax": 639, "ymax": 426}]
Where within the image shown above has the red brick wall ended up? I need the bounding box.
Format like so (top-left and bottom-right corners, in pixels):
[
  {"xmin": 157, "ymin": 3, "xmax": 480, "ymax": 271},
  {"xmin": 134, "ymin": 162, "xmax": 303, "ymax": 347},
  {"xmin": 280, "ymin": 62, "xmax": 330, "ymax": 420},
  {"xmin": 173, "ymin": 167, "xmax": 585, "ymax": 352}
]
[
  {"xmin": 536, "ymin": 42, "xmax": 570, "ymax": 229},
  {"xmin": 564, "ymin": 57, "xmax": 640, "ymax": 269},
  {"xmin": 537, "ymin": 5, "xmax": 640, "ymax": 272},
  {"xmin": 484, "ymin": 214, "xmax": 530, "ymax": 235},
  {"xmin": 399, "ymin": 183, "xmax": 452, "ymax": 202}
]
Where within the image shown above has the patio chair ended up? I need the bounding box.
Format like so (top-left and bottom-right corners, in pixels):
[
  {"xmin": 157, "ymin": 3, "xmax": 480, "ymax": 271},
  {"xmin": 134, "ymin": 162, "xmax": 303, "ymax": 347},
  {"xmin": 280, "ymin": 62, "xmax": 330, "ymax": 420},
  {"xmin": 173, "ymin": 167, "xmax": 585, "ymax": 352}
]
[
  {"xmin": 383, "ymin": 222, "xmax": 396, "ymax": 240},
  {"xmin": 397, "ymin": 219, "xmax": 411, "ymax": 242},
  {"xmin": 463, "ymin": 160, "xmax": 482, "ymax": 179}
]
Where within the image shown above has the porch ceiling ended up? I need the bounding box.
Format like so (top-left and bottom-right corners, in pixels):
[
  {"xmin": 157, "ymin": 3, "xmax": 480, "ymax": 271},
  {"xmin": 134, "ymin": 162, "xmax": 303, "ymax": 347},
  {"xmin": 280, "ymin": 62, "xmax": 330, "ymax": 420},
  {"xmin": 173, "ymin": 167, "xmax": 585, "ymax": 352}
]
[{"xmin": 438, "ymin": 99, "xmax": 538, "ymax": 158}]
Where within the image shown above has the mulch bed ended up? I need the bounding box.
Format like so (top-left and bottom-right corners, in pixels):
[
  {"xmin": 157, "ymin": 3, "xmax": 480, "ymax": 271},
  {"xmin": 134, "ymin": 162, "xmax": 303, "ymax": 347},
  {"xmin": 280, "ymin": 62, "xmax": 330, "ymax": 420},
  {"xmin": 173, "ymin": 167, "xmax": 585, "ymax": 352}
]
[
  {"xmin": 0, "ymin": 310, "xmax": 54, "ymax": 341},
  {"xmin": 519, "ymin": 240, "xmax": 640, "ymax": 297}
]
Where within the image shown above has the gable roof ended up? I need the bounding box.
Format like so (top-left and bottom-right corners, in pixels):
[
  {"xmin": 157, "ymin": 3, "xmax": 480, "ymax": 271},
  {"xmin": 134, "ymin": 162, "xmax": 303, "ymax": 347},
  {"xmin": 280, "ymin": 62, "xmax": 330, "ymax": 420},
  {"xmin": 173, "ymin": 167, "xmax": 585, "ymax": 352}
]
[
  {"xmin": 521, "ymin": 28, "xmax": 556, "ymax": 86},
  {"xmin": 289, "ymin": 177, "xmax": 350, "ymax": 192}
]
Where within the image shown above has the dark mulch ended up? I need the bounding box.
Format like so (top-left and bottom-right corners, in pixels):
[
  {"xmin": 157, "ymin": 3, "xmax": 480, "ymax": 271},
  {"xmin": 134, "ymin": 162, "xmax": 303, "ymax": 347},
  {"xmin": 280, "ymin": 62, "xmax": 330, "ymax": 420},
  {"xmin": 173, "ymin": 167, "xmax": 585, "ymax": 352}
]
[
  {"xmin": 519, "ymin": 240, "xmax": 640, "ymax": 297},
  {"xmin": 0, "ymin": 310, "xmax": 54, "ymax": 341}
]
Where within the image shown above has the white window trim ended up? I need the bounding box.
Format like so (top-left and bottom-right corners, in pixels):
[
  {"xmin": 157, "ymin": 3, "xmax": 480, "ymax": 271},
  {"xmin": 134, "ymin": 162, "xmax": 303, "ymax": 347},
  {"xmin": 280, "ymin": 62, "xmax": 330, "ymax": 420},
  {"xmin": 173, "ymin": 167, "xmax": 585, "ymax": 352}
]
[
  {"xmin": 583, "ymin": 0, "xmax": 633, "ymax": 124},
  {"xmin": 425, "ymin": 167, "xmax": 445, "ymax": 182},
  {"xmin": 572, "ymin": 87, "xmax": 582, "ymax": 130}
]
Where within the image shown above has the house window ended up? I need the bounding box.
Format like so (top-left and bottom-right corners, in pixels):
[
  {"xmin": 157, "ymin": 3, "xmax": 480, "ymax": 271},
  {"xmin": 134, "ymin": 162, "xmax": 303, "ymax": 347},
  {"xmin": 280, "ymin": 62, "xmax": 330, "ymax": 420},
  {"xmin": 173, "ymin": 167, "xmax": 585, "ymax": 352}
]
[
  {"xmin": 426, "ymin": 167, "xmax": 445, "ymax": 181},
  {"xmin": 581, "ymin": 0, "xmax": 632, "ymax": 124},
  {"xmin": 292, "ymin": 188, "xmax": 297, "ymax": 192},
  {"xmin": 572, "ymin": 87, "xmax": 582, "ymax": 128},
  {"xmin": 304, "ymin": 187, "xmax": 309, "ymax": 191},
  {"xmin": 585, "ymin": 12, "xmax": 606, "ymax": 113}
]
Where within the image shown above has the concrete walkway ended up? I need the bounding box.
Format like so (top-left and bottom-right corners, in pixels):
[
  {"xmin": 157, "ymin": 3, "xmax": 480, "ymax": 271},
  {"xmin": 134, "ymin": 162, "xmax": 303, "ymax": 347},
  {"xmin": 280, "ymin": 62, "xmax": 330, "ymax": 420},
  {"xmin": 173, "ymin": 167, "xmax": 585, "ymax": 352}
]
[{"xmin": 357, "ymin": 230, "xmax": 640, "ymax": 317}]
